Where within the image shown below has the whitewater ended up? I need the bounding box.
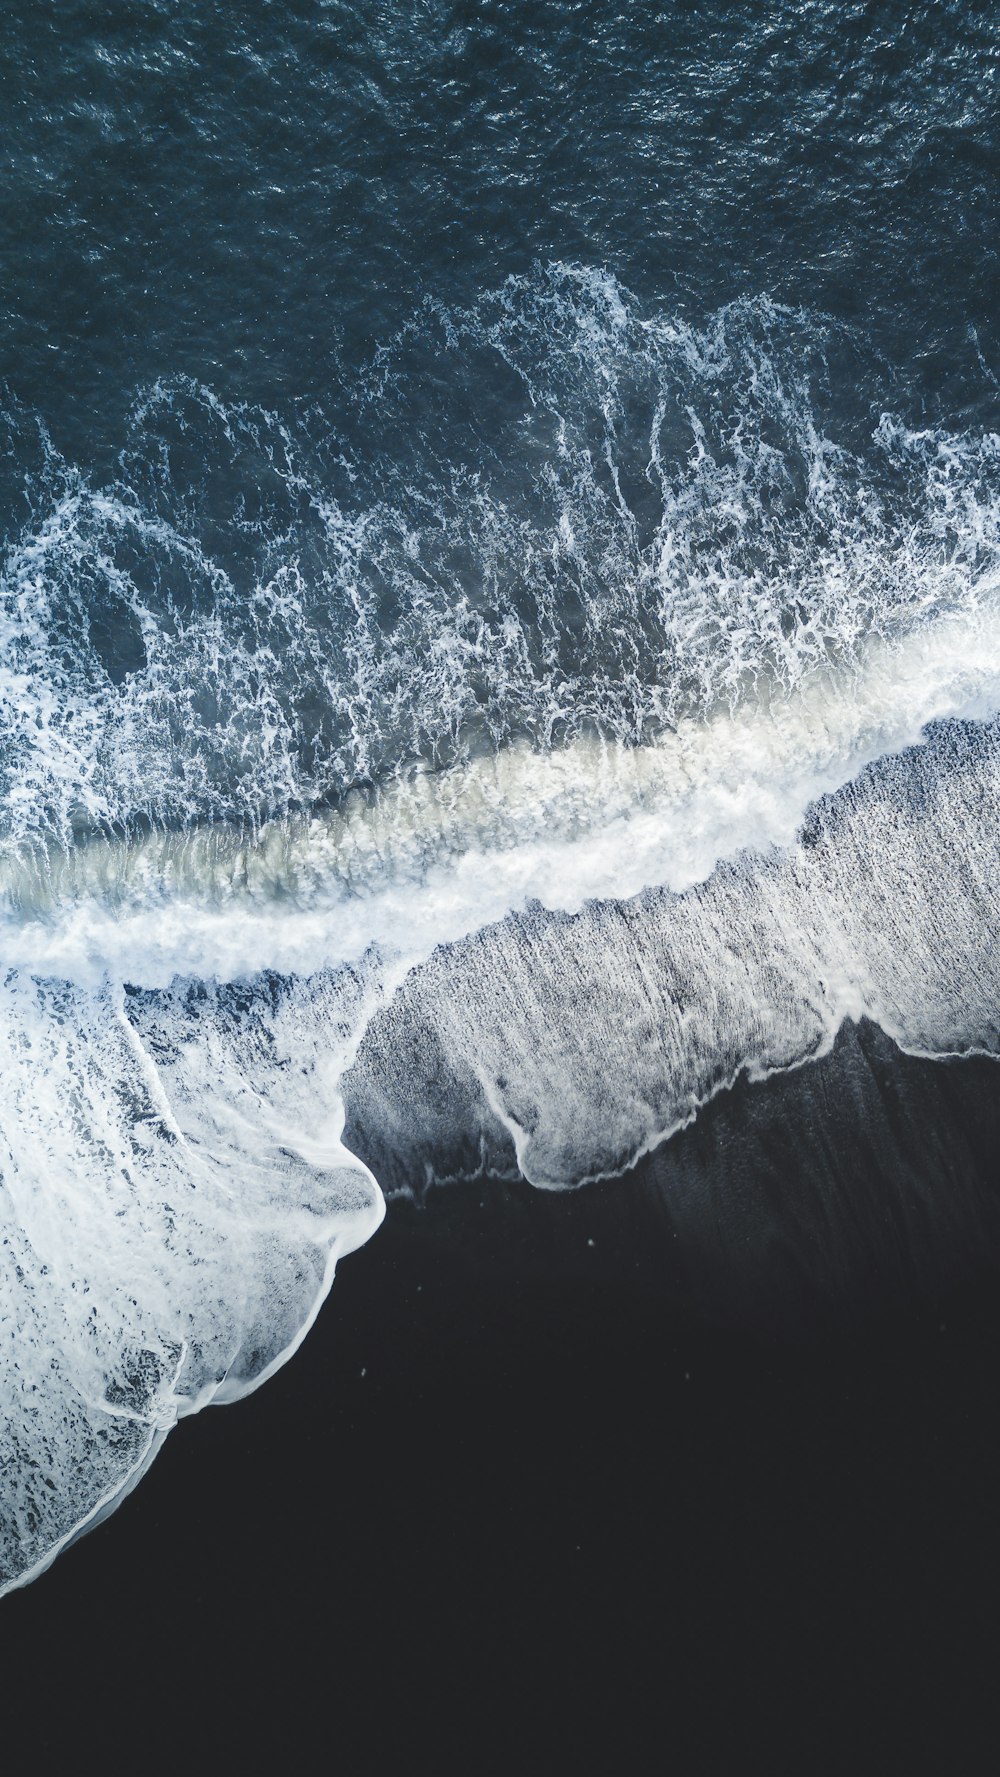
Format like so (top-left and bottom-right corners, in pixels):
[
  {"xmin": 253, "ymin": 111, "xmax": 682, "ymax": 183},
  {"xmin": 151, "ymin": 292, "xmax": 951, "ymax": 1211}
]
[{"xmin": 2, "ymin": 273, "xmax": 999, "ymax": 1594}]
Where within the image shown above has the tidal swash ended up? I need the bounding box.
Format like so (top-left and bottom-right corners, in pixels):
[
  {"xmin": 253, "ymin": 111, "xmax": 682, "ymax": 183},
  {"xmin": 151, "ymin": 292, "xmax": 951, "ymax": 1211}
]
[{"xmin": 1, "ymin": 2, "xmax": 999, "ymax": 1593}]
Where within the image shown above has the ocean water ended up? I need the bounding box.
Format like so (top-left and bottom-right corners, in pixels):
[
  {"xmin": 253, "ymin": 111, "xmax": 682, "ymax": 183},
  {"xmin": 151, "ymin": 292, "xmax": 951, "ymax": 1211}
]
[{"xmin": 1, "ymin": 0, "xmax": 999, "ymax": 1598}]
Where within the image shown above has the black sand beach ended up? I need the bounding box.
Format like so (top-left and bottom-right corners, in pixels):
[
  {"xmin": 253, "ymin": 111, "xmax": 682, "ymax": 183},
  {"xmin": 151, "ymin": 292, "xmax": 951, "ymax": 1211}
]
[{"xmin": 4, "ymin": 1028, "xmax": 999, "ymax": 1772}]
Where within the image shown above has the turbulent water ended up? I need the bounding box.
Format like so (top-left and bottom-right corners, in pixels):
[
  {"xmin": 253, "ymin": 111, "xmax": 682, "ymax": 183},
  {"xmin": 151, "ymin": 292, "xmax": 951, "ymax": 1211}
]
[{"xmin": 1, "ymin": 1, "xmax": 999, "ymax": 1591}]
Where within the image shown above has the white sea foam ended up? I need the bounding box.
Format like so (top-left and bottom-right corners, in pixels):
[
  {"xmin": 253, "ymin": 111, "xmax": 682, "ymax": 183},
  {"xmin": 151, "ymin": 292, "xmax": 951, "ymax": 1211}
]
[
  {"xmin": 3, "ymin": 613, "xmax": 1000, "ymax": 1595},
  {"xmin": 0, "ymin": 584, "xmax": 997, "ymax": 988},
  {"xmin": 2, "ymin": 274, "xmax": 998, "ymax": 849},
  {"xmin": 0, "ymin": 965, "xmax": 384, "ymax": 1595},
  {"xmin": 341, "ymin": 714, "xmax": 1000, "ymax": 1193}
]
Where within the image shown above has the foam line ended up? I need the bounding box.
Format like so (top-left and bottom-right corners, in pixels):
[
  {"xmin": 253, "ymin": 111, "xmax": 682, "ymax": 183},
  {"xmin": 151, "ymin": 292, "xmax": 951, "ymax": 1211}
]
[{"xmin": 0, "ymin": 589, "xmax": 998, "ymax": 990}]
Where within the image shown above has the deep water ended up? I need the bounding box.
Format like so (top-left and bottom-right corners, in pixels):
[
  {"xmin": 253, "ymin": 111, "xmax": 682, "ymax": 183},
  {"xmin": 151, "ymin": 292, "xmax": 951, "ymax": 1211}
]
[{"xmin": 4, "ymin": 1, "xmax": 997, "ymax": 460}]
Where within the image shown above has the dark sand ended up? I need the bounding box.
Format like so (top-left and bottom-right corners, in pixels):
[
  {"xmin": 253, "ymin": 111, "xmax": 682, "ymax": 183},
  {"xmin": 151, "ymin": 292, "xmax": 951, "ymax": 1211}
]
[{"xmin": 3, "ymin": 1022, "xmax": 999, "ymax": 1772}]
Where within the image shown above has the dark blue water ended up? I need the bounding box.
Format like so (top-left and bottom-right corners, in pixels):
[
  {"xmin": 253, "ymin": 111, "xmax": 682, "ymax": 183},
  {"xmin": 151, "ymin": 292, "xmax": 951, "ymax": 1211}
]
[{"xmin": 4, "ymin": 1, "xmax": 998, "ymax": 452}]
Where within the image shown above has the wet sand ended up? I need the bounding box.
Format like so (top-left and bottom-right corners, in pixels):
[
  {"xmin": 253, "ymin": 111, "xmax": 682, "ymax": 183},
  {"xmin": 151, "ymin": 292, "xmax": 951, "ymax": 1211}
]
[{"xmin": 3, "ymin": 1023, "xmax": 1000, "ymax": 1771}]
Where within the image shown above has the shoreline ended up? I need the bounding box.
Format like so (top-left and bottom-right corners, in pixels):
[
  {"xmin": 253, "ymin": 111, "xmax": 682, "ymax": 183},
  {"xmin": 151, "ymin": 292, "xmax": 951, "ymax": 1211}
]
[{"xmin": 4, "ymin": 1022, "xmax": 1000, "ymax": 1764}]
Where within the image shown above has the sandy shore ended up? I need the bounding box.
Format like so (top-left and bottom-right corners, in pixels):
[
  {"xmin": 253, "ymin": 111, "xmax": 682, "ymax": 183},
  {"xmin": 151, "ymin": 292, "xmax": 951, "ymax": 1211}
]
[{"xmin": 4, "ymin": 1023, "xmax": 1000, "ymax": 1770}]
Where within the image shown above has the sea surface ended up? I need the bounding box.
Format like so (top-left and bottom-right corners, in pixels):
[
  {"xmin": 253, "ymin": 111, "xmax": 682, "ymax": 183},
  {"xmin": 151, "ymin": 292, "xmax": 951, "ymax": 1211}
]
[{"xmin": 1, "ymin": 3, "xmax": 999, "ymax": 1758}]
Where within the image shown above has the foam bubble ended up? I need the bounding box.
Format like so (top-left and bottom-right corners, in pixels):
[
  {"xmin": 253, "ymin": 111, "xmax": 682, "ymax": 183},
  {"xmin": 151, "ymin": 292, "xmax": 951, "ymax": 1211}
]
[
  {"xmin": 0, "ymin": 966, "xmax": 383, "ymax": 1595},
  {"xmin": 1, "ymin": 273, "xmax": 997, "ymax": 849},
  {"xmin": 341, "ymin": 717, "xmax": 1000, "ymax": 1192},
  {"xmin": 0, "ymin": 586, "xmax": 998, "ymax": 989}
]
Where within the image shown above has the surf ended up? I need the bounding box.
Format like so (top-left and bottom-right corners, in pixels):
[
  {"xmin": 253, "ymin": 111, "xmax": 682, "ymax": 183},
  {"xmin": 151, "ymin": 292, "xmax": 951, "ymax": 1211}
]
[
  {"xmin": 0, "ymin": 572, "xmax": 998, "ymax": 990},
  {"xmin": 2, "ymin": 270, "xmax": 999, "ymax": 1597}
]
